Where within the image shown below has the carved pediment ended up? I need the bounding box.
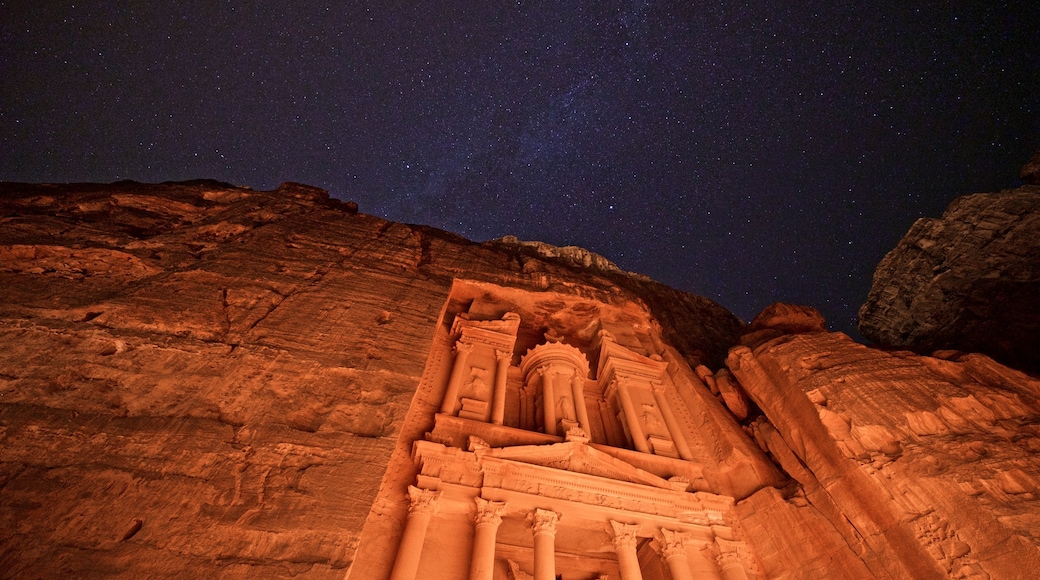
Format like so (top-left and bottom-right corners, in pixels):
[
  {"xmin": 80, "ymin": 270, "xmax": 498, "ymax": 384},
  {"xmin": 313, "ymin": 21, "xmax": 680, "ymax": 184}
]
[{"xmin": 476, "ymin": 441, "xmax": 675, "ymax": 490}]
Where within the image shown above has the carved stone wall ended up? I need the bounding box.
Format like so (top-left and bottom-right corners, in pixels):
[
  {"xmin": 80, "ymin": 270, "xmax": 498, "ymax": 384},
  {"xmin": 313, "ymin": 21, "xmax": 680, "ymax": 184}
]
[
  {"xmin": 0, "ymin": 181, "xmax": 746, "ymax": 579},
  {"xmin": 4, "ymin": 182, "xmax": 1039, "ymax": 578},
  {"xmin": 350, "ymin": 280, "xmax": 777, "ymax": 580}
]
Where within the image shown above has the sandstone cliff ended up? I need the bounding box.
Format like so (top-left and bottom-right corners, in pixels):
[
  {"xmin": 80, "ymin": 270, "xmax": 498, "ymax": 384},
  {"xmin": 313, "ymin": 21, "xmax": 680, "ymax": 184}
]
[
  {"xmin": 2, "ymin": 180, "xmax": 1039, "ymax": 579},
  {"xmin": 858, "ymin": 185, "xmax": 1040, "ymax": 374},
  {"xmin": 727, "ymin": 315, "xmax": 1040, "ymax": 579},
  {"xmin": 0, "ymin": 181, "xmax": 744, "ymax": 577}
]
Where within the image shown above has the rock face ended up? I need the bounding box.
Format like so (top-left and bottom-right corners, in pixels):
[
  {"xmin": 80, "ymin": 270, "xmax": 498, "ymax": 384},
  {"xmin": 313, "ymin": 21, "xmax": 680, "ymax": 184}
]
[
  {"xmin": 0, "ymin": 181, "xmax": 744, "ymax": 578},
  {"xmin": 728, "ymin": 325, "xmax": 1040, "ymax": 579},
  {"xmin": 1022, "ymin": 148, "xmax": 1040, "ymax": 184},
  {"xmin": 1, "ymin": 180, "xmax": 1039, "ymax": 579},
  {"xmin": 858, "ymin": 186, "xmax": 1040, "ymax": 374}
]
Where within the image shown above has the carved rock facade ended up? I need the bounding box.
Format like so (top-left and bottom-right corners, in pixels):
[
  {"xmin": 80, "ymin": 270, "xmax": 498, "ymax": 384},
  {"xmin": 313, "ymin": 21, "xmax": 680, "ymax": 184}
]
[
  {"xmin": 350, "ymin": 282, "xmax": 773, "ymax": 579},
  {"xmin": 1, "ymin": 181, "xmax": 1039, "ymax": 579}
]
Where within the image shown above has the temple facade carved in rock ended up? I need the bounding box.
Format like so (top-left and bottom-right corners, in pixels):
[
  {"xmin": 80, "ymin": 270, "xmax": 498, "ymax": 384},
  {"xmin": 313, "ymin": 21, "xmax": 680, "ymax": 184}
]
[{"xmin": 350, "ymin": 281, "xmax": 765, "ymax": 580}]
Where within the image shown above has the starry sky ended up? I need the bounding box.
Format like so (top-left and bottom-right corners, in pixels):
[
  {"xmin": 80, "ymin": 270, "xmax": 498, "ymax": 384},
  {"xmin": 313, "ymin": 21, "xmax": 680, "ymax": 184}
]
[{"xmin": 2, "ymin": 2, "xmax": 1038, "ymax": 337}]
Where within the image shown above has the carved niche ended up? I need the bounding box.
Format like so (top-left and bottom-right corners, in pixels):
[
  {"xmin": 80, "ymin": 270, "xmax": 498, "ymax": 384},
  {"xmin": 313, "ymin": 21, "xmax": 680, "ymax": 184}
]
[
  {"xmin": 440, "ymin": 312, "xmax": 520, "ymax": 424},
  {"xmin": 597, "ymin": 330, "xmax": 695, "ymax": 460},
  {"xmin": 519, "ymin": 338, "xmax": 592, "ymax": 437}
]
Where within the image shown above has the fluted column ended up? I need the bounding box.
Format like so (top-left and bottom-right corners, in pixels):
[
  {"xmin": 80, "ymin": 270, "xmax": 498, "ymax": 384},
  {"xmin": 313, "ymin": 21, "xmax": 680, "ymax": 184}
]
[
  {"xmin": 470, "ymin": 498, "xmax": 506, "ymax": 580},
  {"xmin": 539, "ymin": 367, "xmax": 557, "ymax": 435},
  {"xmin": 570, "ymin": 374, "xmax": 592, "ymax": 437},
  {"xmin": 491, "ymin": 350, "xmax": 510, "ymax": 425},
  {"xmin": 527, "ymin": 509, "xmax": 559, "ymax": 580},
  {"xmin": 609, "ymin": 521, "xmax": 643, "ymax": 580},
  {"xmin": 651, "ymin": 383, "xmax": 694, "ymax": 460},
  {"xmin": 613, "ymin": 379, "xmax": 649, "ymax": 452},
  {"xmin": 441, "ymin": 341, "xmax": 474, "ymax": 415},
  {"xmin": 656, "ymin": 529, "xmax": 694, "ymax": 580},
  {"xmin": 389, "ymin": 486, "xmax": 441, "ymax": 580}
]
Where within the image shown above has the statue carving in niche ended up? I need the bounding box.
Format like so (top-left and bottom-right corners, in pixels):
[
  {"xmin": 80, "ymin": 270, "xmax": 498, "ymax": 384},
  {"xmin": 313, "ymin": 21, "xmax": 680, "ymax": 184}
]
[
  {"xmin": 598, "ymin": 332, "xmax": 695, "ymax": 460},
  {"xmin": 459, "ymin": 367, "xmax": 491, "ymax": 420},
  {"xmin": 640, "ymin": 402, "xmax": 666, "ymax": 435},
  {"xmin": 557, "ymin": 388, "xmax": 576, "ymax": 423},
  {"xmin": 440, "ymin": 312, "xmax": 519, "ymax": 424}
]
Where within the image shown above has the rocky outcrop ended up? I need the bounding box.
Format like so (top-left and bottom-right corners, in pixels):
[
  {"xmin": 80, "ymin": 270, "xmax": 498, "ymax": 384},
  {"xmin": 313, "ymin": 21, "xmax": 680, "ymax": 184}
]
[
  {"xmin": 0, "ymin": 180, "xmax": 743, "ymax": 578},
  {"xmin": 858, "ymin": 186, "xmax": 1040, "ymax": 373},
  {"xmin": 1022, "ymin": 148, "xmax": 1040, "ymax": 184},
  {"xmin": 726, "ymin": 306, "xmax": 1040, "ymax": 579}
]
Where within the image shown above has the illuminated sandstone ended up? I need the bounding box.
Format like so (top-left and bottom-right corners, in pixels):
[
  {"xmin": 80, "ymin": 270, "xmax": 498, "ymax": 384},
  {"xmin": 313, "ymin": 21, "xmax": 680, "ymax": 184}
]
[{"xmin": 1, "ymin": 181, "xmax": 1038, "ymax": 578}]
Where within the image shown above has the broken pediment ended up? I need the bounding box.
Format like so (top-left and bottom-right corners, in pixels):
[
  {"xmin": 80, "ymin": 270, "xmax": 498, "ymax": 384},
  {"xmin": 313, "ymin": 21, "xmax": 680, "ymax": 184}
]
[{"xmin": 474, "ymin": 440, "xmax": 681, "ymax": 491}]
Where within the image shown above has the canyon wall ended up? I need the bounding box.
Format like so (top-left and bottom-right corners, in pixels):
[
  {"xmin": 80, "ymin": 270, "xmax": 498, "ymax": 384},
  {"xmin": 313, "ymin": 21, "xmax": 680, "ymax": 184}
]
[{"xmin": 1, "ymin": 180, "xmax": 1038, "ymax": 579}]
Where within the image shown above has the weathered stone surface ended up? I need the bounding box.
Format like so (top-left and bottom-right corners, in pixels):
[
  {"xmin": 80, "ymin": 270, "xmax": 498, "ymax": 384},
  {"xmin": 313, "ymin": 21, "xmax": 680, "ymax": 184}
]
[
  {"xmin": 749, "ymin": 303, "xmax": 827, "ymax": 334},
  {"xmin": 859, "ymin": 186, "xmax": 1040, "ymax": 373},
  {"xmin": 0, "ymin": 181, "xmax": 745, "ymax": 578},
  {"xmin": 728, "ymin": 325, "xmax": 1040, "ymax": 579},
  {"xmin": 4, "ymin": 180, "xmax": 1040, "ymax": 579},
  {"xmin": 715, "ymin": 368, "xmax": 750, "ymax": 420}
]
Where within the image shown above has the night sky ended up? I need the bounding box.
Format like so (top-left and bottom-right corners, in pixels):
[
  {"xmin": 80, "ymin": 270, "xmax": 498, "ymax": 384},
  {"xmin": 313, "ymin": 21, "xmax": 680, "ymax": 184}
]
[{"xmin": 3, "ymin": 2, "xmax": 1038, "ymax": 337}]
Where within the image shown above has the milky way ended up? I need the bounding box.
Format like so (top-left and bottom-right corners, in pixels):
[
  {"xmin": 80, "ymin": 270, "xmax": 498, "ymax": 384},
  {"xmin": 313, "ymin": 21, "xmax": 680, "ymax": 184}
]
[{"xmin": 2, "ymin": 2, "xmax": 1037, "ymax": 336}]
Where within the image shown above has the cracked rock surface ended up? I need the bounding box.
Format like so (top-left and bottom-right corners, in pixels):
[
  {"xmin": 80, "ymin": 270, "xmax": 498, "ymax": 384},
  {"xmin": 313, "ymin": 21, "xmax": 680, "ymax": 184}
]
[{"xmin": 859, "ymin": 185, "xmax": 1040, "ymax": 374}]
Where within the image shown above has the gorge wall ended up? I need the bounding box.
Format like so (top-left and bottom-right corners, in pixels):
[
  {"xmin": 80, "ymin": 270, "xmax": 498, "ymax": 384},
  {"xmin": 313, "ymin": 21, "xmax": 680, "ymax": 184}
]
[{"xmin": 0, "ymin": 180, "xmax": 1037, "ymax": 579}]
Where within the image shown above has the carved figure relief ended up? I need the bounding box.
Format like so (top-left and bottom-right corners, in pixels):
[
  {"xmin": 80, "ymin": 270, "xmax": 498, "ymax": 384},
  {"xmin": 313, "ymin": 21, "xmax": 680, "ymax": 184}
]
[{"xmin": 440, "ymin": 312, "xmax": 519, "ymax": 424}]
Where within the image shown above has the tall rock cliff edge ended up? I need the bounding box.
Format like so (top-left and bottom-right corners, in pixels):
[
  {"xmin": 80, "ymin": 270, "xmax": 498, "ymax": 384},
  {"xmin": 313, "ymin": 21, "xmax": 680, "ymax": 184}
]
[{"xmin": 858, "ymin": 181, "xmax": 1040, "ymax": 373}]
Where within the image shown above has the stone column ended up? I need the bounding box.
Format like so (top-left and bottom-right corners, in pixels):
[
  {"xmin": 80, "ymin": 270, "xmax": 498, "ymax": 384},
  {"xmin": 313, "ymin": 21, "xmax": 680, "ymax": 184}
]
[
  {"xmin": 441, "ymin": 341, "xmax": 474, "ymax": 415},
  {"xmin": 470, "ymin": 498, "xmax": 506, "ymax": 580},
  {"xmin": 490, "ymin": 350, "xmax": 510, "ymax": 425},
  {"xmin": 609, "ymin": 521, "xmax": 643, "ymax": 580},
  {"xmin": 651, "ymin": 384, "xmax": 694, "ymax": 460},
  {"xmin": 711, "ymin": 538, "xmax": 750, "ymax": 580},
  {"xmin": 613, "ymin": 379, "xmax": 649, "ymax": 452},
  {"xmin": 656, "ymin": 529, "xmax": 694, "ymax": 580},
  {"xmin": 539, "ymin": 367, "xmax": 557, "ymax": 436},
  {"xmin": 571, "ymin": 374, "xmax": 592, "ymax": 437},
  {"xmin": 389, "ymin": 486, "xmax": 441, "ymax": 580},
  {"xmin": 527, "ymin": 509, "xmax": 560, "ymax": 580}
]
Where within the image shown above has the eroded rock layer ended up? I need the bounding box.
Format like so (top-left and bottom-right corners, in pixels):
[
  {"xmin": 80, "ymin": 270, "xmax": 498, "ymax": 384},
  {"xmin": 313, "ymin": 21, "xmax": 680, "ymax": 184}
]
[
  {"xmin": 858, "ymin": 186, "xmax": 1040, "ymax": 373},
  {"xmin": 0, "ymin": 181, "xmax": 743, "ymax": 578}
]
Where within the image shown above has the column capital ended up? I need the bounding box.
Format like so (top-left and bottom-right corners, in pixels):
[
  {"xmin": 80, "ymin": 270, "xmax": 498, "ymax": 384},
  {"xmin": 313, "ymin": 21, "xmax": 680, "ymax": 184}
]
[
  {"xmin": 406, "ymin": 486, "xmax": 441, "ymax": 517},
  {"xmin": 526, "ymin": 508, "xmax": 560, "ymax": 537},
  {"xmin": 710, "ymin": 537, "xmax": 749, "ymax": 571},
  {"xmin": 455, "ymin": 341, "xmax": 475, "ymax": 355},
  {"xmin": 494, "ymin": 349, "xmax": 511, "ymax": 363},
  {"xmin": 609, "ymin": 520, "xmax": 641, "ymax": 550},
  {"xmin": 474, "ymin": 497, "xmax": 506, "ymax": 527},
  {"xmin": 656, "ymin": 528, "xmax": 692, "ymax": 561}
]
